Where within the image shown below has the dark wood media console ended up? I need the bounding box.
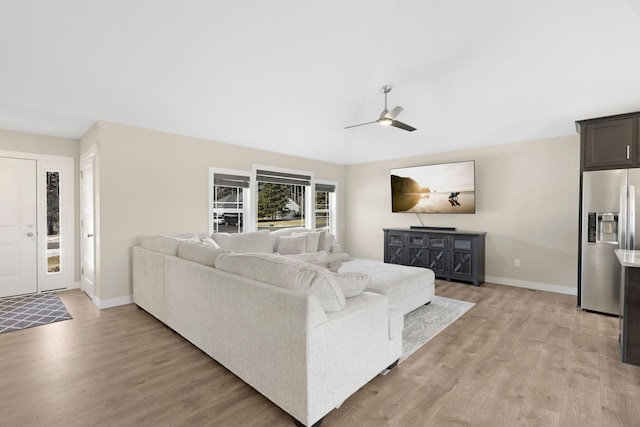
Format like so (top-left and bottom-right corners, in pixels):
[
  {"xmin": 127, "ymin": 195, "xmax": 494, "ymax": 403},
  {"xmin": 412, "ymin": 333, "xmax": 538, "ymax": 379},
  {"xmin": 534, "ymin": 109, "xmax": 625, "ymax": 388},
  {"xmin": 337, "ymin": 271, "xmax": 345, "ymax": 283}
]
[{"xmin": 383, "ymin": 228, "xmax": 486, "ymax": 286}]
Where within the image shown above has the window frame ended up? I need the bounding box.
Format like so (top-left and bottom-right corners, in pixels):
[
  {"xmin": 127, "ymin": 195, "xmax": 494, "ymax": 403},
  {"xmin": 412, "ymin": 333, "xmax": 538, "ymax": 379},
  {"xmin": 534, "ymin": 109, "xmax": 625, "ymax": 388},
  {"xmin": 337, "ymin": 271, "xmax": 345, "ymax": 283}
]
[
  {"xmin": 208, "ymin": 167, "xmax": 252, "ymax": 235},
  {"xmin": 314, "ymin": 179, "xmax": 338, "ymax": 238},
  {"xmin": 208, "ymin": 165, "xmax": 339, "ymax": 239},
  {"xmin": 252, "ymin": 164, "xmax": 315, "ymax": 232}
]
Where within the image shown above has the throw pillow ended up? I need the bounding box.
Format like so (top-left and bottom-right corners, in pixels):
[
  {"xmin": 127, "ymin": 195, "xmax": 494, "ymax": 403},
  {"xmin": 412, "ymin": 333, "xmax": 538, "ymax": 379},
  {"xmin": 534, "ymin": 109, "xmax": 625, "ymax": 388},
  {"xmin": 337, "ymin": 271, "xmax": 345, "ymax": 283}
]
[
  {"xmin": 211, "ymin": 230, "xmax": 273, "ymax": 253},
  {"xmin": 318, "ymin": 232, "xmax": 335, "ymax": 252},
  {"xmin": 293, "ymin": 231, "xmax": 322, "ymax": 253},
  {"xmin": 326, "ymin": 259, "xmax": 343, "ymax": 273},
  {"xmin": 202, "ymin": 237, "xmax": 221, "ymax": 248},
  {"xmin": 177, "ymin": 241, "xmax": 230, "ymax": 267},
  {"xmin": 270, "ymin": 227, "xmax": 312, "ymax": 251},
  {"xmin": 334, "ymin": 272, "xmax": 371, "ymax": 298},
  {"xmin": 281, "ymin": 251, "xmax": 329, "ymax": 263},
  {"xmin": 327, "ymin": 252, "xmax": 351, "ymax": 263},
  {"xmin": 215, "ymin": 253, "xmax": 346, "ymax": 312},
  {"xmin": 276, "ymin": 235, "xmax": 307, "ymax": 255}
]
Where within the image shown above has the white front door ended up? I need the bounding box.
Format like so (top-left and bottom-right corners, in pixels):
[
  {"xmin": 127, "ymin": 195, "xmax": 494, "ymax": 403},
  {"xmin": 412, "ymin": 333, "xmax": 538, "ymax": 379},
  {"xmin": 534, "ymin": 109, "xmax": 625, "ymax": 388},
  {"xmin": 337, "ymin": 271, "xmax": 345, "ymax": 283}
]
[
  {"xmin": 80, "ymin": 157, "xmax": 95, "ymax": 301},
  {"xmin": 0, "ymin": 157, "xmax": 37, "ymax": 298}
]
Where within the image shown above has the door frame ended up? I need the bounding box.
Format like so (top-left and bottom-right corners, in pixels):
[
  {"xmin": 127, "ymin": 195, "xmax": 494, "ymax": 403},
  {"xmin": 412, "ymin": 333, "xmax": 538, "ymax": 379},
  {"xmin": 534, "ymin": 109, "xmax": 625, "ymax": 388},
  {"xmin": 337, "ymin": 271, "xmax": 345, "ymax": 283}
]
[
  {"xmin": 80, "ymin": 148, "xmax": 97, "ymax": 303},
  {"xmin": 0, "ymin": 150, "xmax": 75, "ymax": 294}
]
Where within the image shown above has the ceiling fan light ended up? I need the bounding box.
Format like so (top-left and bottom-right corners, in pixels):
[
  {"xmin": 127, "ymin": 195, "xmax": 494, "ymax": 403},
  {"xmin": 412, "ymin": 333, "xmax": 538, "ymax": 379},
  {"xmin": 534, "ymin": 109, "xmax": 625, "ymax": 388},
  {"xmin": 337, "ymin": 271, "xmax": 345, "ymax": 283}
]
[{"xmin": 379, "ymin": 118, "xmax": 392, "ymax": 126}]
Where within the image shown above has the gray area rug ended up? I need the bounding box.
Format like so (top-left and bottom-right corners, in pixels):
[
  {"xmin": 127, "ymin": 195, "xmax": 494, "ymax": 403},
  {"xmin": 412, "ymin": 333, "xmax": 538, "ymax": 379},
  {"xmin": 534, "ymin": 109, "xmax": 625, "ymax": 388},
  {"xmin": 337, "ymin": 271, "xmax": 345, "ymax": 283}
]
[
  {"xmin": 400, "ymin": 295, "xmax": 475, "ymax": 363},
  {"xmin": 0, "ymin": 293, "xmax": 72, "ymax": 334}
]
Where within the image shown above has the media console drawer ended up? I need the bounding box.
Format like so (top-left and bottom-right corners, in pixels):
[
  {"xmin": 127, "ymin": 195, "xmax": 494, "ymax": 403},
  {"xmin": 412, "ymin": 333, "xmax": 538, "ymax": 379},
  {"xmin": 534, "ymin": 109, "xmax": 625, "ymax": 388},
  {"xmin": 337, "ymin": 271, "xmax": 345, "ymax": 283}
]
[{"xmin": 383, "ymin": 228, "xmax": 486, "ymax": 286}]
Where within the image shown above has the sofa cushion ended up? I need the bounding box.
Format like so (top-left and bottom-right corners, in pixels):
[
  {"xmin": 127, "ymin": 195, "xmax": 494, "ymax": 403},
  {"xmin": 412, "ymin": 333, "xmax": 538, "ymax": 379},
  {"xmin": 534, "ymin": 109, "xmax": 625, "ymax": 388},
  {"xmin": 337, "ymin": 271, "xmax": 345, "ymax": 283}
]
[
  {"xmin": 139, "ymin": 234, "xmax": 203, "ymax": 256},
  {"xmin": 293, "ymin": 231, "xmax": 322, "ymax": 253},
  {"xmin": 177, "ymin": 241, "xmax": 230, "ymax": 267},
  {"xmin": 276, "ymin": 234, "xmax": 307, "ymax": 255},
  {"xmin": 334, "ymin": 272, "xmax": 370, "ymax": 298},
  {"xmin": 215, "ymin": 253, "xmax": 346, "ymax": 312},
  {"xmin": 211, "ymin": 230, "xmax": 273, "ymax": 253}
]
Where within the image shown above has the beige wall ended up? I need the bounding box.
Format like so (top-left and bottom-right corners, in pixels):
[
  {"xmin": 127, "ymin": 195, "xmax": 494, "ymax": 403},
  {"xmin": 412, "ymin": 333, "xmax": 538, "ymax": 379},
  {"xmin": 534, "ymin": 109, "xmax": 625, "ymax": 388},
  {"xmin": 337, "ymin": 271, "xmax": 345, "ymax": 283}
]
[
  {"xmin": 344, "ymin": 135, "xmax": 580, "ymax": 294},
  {"xmin": 95, "ymin": 121, "xmax": 347, "ymax": 302},
  {"xmin": 0, "ymin": 129, "xmax": 78, "ymax": 157}
]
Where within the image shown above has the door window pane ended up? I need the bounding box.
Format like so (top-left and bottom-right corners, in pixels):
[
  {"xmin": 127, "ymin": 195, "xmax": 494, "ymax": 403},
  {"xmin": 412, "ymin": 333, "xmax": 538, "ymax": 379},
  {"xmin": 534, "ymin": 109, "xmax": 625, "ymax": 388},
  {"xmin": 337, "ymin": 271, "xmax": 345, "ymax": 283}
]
[{"xmin": 46, "ymin": 171, "xmax": 61, "ymax": 273}]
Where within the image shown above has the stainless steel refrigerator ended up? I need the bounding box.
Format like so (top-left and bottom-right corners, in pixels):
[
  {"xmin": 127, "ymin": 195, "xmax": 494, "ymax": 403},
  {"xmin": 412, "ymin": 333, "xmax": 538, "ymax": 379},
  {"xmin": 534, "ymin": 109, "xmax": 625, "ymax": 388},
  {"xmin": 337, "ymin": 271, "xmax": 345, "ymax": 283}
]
[{"xmin": 580, "ymin": 168, "xmax": 640, "ymax": 315}]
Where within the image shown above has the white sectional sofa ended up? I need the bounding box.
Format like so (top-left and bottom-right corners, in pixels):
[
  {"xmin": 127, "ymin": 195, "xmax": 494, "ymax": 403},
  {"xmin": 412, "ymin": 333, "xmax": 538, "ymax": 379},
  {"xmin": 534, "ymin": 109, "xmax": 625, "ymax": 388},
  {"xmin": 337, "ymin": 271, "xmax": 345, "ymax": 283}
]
[{"xmin": 132, "ymin": 229, "xmax": 434, "ymax": 427}]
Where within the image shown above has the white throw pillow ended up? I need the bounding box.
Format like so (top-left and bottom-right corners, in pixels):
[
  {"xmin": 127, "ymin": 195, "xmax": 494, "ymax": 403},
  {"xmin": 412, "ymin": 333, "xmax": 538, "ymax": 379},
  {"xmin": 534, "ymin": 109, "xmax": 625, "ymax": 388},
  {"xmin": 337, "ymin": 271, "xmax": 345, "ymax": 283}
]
[
  {"xmin": 211, "ymin": 230, "xmax": 273, "ymax": 253},
  {"xmin": 334, "ymin": 272, "xmax": 371, "ymax": 298},
  {"xmin": 276, "ymin": 235, "xmax": 307, "ymax": 255},
  {"xmin": 282, "ymin": 251, "xmax": 329, "ymax": 263},
  {"xmin": 327, "ymin": 252, "xmax": 351, "ymax": 263},
  {"xmin": 215, "ymin": 253, "xmax": 346, "ymax": 312},
  {"xmin": 177, "ymin": 241, "xmax": 230, "ymax": 267},
  {"xmin": 318, "ymin": 232, "xmax": 335, "ymax": 252},
  {"xmin": 202, "ymin": 237, "xmax": 221, "ymax": 248},
  {"xmin": 293, "ymin": 231, "xmax": 322, "ymax": 253},
  {"xmin": 270, "ymin": 227, "xmax": 312, "ymax": 251}
]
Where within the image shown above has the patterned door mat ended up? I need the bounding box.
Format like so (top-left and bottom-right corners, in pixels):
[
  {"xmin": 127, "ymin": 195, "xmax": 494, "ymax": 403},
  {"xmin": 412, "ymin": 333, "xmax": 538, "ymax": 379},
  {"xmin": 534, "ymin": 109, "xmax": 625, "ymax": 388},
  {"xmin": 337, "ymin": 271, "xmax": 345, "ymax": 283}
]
[{"xmin": 0, "ymin": 293, "xmax": 72, "ymax": 334}]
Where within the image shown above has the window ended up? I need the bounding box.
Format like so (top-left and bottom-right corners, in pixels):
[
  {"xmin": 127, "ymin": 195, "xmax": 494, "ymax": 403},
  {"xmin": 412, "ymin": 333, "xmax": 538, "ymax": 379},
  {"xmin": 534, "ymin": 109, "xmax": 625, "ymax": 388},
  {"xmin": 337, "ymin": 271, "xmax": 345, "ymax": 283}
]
[
  {"xmin": 315, "ymin": 182, "xmax": 337, "ymax": 236},
  {"xmin": 256, "ymin": 169, "xmax": 311, "ymax": 231},
  {"xmin": 209, "ymin": 166, "xmax": 338, "ymax": 237},
  {"xmin": 209, "ymin": 170, "xmax": 250, "ymax": 234}
]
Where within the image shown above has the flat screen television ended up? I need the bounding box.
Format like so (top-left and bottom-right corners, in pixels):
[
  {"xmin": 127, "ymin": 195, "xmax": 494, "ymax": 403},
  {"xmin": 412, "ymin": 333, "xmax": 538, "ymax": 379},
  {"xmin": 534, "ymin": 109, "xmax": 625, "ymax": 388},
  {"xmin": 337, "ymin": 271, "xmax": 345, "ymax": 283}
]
[{"xmin": 391, "ymin": 160, "xmax": 475, "ymax": 213}]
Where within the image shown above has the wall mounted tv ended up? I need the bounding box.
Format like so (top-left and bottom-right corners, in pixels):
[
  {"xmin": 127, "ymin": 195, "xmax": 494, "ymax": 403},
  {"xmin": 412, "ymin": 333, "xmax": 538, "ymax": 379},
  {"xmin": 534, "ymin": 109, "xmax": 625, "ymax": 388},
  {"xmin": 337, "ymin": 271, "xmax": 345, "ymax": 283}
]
[{"xmin": 391, "ymin": 160, "xmax": 475, "ymax": 214}]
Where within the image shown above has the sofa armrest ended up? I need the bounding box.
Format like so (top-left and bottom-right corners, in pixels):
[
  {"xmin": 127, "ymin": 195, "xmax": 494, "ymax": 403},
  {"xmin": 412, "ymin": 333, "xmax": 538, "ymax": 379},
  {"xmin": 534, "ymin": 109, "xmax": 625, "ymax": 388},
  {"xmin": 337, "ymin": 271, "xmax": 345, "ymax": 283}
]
[{"xmin": 305, "ymin": 292, "xmax": 402, "ymax": 424}]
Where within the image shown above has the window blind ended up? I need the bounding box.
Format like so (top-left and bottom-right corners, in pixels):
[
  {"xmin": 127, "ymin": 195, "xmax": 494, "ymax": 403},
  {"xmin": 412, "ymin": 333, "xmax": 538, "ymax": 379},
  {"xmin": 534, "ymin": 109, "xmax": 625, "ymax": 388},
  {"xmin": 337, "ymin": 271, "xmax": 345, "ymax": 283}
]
[
  {"xmin": 256, "ymin": 169, "xmax": 311, "ymax": 186},
  {"xmin": 213, "ymin": 173, "xmax": 250, "ymax": 188},
  {"xmin": 315, "ymin": 183, "xmax": 335, "ymax": 193}
]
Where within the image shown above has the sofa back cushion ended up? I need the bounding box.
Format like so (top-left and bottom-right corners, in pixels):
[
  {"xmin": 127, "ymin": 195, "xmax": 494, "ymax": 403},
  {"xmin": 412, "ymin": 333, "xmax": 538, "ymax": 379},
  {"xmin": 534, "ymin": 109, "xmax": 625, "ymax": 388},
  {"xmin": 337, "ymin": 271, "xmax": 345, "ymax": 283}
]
[
  {"xmin": 177, "ymin": 241, "xmax": 230, "ymax": 267},
  {"xmin": 215, "ymin": 253, "xmax": 346, "ymax": 312},
  {"xmin": 140, "ymin": 234, "xmax": 201, "ymax": 256},
  {"xmin": 211, "ymin": 230, "xmax": 273, "ymax": 253}
]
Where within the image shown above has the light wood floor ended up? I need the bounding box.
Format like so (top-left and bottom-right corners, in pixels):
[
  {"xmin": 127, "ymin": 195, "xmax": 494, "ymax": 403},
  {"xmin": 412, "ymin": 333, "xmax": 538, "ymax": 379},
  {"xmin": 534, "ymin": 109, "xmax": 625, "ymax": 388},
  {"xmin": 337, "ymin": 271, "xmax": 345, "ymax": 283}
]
[{"xmin": 1, "ymin": 281, "xmax": 639, "ymax": 426}]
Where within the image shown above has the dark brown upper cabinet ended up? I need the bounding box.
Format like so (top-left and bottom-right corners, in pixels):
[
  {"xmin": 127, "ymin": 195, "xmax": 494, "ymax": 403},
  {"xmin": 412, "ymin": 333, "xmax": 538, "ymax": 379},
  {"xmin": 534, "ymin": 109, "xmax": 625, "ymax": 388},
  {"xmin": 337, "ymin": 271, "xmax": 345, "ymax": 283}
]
[{"xmin": 577, "ymin": 112, "xmax": 640, "ymax": 171}]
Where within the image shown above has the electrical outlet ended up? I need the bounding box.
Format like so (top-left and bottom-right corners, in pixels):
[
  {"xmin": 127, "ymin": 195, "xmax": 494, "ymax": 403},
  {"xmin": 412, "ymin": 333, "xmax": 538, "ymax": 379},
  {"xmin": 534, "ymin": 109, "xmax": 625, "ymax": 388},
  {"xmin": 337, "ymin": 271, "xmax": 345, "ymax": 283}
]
[{"xmin": 514, "ymin": 259, "xmax": 521, "ymax": 267}]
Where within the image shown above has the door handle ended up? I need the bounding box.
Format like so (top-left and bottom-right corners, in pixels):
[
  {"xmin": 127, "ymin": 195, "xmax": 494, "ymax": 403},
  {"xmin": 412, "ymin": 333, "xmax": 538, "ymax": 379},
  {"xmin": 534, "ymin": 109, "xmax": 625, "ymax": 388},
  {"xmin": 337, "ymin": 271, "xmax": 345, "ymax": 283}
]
[
  {"xmin": 27, "ymin": 232, "xmax": 34, "ymax": 237},
  {"xmin": 87, "ymin": 233, "xmax": 94, "ymax": 238}
]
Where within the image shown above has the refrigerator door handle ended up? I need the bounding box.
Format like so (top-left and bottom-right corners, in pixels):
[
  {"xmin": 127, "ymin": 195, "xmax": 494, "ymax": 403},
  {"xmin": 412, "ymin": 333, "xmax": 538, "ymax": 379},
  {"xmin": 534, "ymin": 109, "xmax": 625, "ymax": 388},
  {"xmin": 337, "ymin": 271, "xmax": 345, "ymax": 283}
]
[
  {"xmin": 630, "ymin": 185, "xmax": 635, "ymax": 250},
  {"xmin": 621, "ymin": 184, "xmax": 628, "ymax": 250}
]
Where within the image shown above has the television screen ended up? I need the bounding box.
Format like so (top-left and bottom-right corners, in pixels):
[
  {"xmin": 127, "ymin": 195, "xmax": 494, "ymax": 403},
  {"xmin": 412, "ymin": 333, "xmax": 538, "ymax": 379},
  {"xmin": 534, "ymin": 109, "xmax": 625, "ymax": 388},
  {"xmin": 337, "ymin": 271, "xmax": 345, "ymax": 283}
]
[{"xmin": 391, "ymin": 160, "xmax": 475, "ymax": 213}]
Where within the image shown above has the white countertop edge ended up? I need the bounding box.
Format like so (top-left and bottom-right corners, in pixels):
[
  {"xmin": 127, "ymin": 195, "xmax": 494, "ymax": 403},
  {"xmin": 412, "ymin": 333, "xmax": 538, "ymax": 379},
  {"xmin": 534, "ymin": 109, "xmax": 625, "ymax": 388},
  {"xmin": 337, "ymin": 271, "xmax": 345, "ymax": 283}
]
[{"xmin": 615, "ymin": 249, "xmax": 640, "ymax": 268}]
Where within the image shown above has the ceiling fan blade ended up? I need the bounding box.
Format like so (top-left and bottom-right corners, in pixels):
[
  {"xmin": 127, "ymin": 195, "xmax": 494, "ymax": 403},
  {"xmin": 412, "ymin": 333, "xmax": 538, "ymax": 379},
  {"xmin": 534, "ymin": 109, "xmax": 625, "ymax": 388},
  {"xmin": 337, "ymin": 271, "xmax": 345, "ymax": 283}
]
[
  {"xmin": 384, "ymin": 106, "xmax": 404, "ymax": 120},
  {"xmin": 390, "ymin": 120, "xmax": 417, "ymax": 132},
  {"xmin": 344, "ymin": 120, "xmax": 379, "ymax": 129}
]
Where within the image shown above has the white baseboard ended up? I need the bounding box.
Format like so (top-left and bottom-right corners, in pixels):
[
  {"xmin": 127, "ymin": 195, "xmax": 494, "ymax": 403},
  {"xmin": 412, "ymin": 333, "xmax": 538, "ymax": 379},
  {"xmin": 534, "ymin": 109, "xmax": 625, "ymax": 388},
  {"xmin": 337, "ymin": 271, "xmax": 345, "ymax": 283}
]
[
  {"xmin": 94, "ymin": 295, "xmax": 133, "ymax": 309},
  {"xmin": 485, "ymin": 276, "xmax": 577, "ymax": 296}
]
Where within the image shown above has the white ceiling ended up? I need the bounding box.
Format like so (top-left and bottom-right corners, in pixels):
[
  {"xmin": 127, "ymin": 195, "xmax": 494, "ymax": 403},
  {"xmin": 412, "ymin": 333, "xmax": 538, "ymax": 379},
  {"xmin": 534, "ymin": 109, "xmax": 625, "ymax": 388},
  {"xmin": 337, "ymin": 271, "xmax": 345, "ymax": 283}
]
[{"xmin": 1, "ymin": 0, "xmax": 640, "ymax": 165}]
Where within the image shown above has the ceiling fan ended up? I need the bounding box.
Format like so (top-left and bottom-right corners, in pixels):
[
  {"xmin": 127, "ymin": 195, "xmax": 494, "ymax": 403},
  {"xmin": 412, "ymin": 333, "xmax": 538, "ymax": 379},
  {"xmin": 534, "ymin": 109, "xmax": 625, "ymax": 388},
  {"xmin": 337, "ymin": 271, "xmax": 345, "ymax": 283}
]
[{"xmin": 345, "ymin": 85, "xmax": 417, "ymax": 132}]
